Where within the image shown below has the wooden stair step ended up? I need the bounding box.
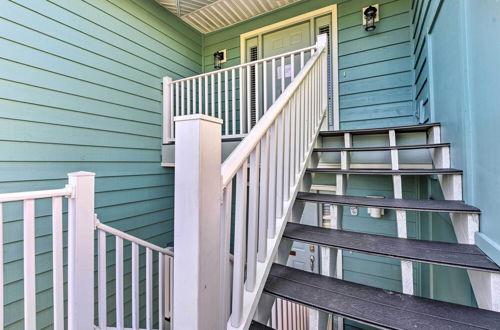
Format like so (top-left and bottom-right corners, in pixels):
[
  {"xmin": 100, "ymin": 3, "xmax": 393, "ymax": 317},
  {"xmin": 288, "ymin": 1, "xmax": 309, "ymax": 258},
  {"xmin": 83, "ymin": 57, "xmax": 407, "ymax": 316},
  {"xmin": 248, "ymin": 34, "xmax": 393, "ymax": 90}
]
[
  {"xmin": 265, "ymin": 264, "xmax": 500, "ymax": 330},
  {"xmin": 306, "ymin": 168, "xmax": 462, "ymax": 175},
  {"xmin": 248, "ymin": 321, "xmax": 273, "ymax": 330},
  {"xmin": 284, "ymin": 223, "xmax": 500, "ymax": 272},
  {"xmin": 296, "ymin": 192, "xmax": 480, "ymax": 214},
  {"xmin": 319, "ymin": 123, "xmax": 440, "ymax": 137},
  {"xmin": 314, "ymin": 143, "xmax": 449, "ymax": 152}
]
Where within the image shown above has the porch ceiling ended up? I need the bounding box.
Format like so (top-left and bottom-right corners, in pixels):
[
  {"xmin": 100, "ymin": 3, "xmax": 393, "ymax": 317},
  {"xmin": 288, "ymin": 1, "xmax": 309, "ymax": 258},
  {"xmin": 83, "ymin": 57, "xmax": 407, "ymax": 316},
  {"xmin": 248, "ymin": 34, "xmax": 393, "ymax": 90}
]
[{"xmin": 154, "ymin": 0, "xmax": 302, "ymax": 33}]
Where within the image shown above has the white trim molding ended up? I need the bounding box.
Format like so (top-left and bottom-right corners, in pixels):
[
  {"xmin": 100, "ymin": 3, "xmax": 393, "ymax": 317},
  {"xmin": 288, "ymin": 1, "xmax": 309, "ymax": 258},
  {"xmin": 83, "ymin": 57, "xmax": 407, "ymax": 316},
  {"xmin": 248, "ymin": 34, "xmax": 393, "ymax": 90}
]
[{"xmin": 240, "ymin": 5, "xmax": 339, "ymax": 131}]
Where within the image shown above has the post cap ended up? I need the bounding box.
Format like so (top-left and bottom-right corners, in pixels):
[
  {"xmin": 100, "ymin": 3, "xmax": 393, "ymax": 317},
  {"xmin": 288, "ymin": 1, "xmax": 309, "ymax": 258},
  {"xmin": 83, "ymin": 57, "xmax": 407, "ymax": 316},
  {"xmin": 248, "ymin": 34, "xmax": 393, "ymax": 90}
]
[
  {"xmin": 174, "ymin": 114, "xmax": 223, "ymax": 125},
  {"xmin": 67, "ymin": 171, "xmax": 96, "ymax": 177}
]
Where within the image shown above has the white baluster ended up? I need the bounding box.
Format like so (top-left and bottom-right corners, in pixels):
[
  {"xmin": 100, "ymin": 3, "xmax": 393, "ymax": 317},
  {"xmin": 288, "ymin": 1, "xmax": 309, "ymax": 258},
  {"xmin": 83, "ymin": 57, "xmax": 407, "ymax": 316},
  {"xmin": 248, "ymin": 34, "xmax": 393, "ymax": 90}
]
[
  {"xmin": 52, "ymin": 197, "xmax": 64, "ymax": 330},
  {"xmin": 211, "ymin": 74, "xmax": 215, "ymax": 117},
  {"xmin": 175, "ymin": 82, "xmax": 180, "ymax": 117},
  {"xmin": 193, "ymin": 79, "xmax": 197, "ymax": 114},
  {"xmin": 232, "ymin": 69, "xmax": 236, "ymax": 136},
  {"xmin": 159, "ymin": 253, "xmax": 165, "ymax": 330},
  {"xmin": 272, "ymin": 59, "xmax": 277, "ymax": 102},
  {"xmin": 268, "ymin": 122, "xmax": 277, "ymax": 237},
  {"xmin": 258, "ymin": 132, "xmax": 270, "ymax": 262},
  {"xmin": 187, "ymin": 79, "xmax": 191, "ymax": 114},
  {"xmin": 220, "ymin": 185, "xmax": 233, "ymax": 325},
  {"xmin": 225, "ymin": 70, "xmax": 229, "ymax": 136},
  {"xmin": 239, "ymin": 67, "xmax": 245, "ymax": 134},
  {"xmin": 23, "ymin": 199, "xmax": 36, "ymax": 330},
  {"xmin": 231, "ymin": 161, "xmax": 248, "ymax": 327},
  {"xmin": 276, "ymin": 112, "xmax": 285, "ymax": 218},
  {"xmin": 290, "ymin": 95, "xmax": 297, "ymax": 188},
  {"xmin": 181, "ymin": 80, "xmax": 185, "ymax": 115},
  {"xmin": 247, "ymin": 64, "xmax": 252, "ymax": 132},
  {"xmin": 98, "ymin": 230, "xmax": 107, "ymax": 329},
  {"xmin": 256, "ymin": 63, "xmax": 260, "ymax": 122},
  {"xmin": 131, "ymin": 242, "xmax": 139, "ymax": 330},
  {"xmin": 116, "ymin": 236, "xmax": 124, "ymax": 329},
  {"xmin": 264, "ymin": 60, "xmax": 268, "ymax": 112},
  {"xmin": 199, "ymin": 77, "xmax": 203, "ymax": 114},
  {"xmin": 246, "ymin": 145, "xmax": 260, "ymax": 291},
  {"xmin": 205, "ymin": 75, "xmax": 209, "ymax": 115},
  {"xmin": 283, "ymin": 105, "xmax": 291, "ymax": 201},
  {"xmin": 146, "ymin": 248, "xmax": 153, "ymax": 330},
  {"xmin": 280, "ymin": 56, "xmax": 285, "ymax": 93},
  {"xmin": 218, "ymin": 72, "xmax": 222, "ymax": 118},
  {"xmin": 170, "ymin": 83, "xmax": 174, "ymax": 139}
]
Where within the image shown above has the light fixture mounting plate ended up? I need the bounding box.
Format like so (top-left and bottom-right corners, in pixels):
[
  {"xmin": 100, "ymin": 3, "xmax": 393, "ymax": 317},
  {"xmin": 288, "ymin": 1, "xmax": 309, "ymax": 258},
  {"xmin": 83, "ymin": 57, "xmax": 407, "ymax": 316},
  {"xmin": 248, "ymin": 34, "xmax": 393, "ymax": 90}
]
[
  {"xmin": 362, "ymin": 4, "xmax": 380, "ymax": 25},
  {"xmin": 217, "ymin": 49, "xmax": 227, "ymax": 64}
]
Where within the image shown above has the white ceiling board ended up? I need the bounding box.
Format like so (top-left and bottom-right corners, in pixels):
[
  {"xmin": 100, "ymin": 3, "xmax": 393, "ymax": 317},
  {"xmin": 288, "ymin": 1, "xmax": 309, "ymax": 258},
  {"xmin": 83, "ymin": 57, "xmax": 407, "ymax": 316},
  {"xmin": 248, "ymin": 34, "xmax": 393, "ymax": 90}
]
[{"xmin": 154, "ymin": 0, "xmax": 303, "ymax": 33}]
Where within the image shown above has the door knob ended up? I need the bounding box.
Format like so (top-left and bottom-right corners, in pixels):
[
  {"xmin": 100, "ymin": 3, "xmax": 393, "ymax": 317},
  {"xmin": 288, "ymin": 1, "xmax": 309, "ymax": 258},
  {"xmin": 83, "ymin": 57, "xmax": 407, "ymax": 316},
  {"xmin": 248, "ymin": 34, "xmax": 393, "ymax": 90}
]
[{"xmin": 310, "ymin": 255, "xmax": 315, "ymax": 271}]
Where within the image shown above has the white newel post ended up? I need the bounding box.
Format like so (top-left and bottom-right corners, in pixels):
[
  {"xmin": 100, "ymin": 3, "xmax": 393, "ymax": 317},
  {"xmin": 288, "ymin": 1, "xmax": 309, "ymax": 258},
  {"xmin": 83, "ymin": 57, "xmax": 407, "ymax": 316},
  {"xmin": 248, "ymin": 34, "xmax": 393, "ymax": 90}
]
[
  {"xmin": 173, "ymin": 114, "xmax": 223, "ymax": 330},
  {"xmin": 163, "ymin": 76, "xmax": 173, "ymax": 144},
  {"xmin": 67, "ymin": 171, "xmax": 95, "ymax": 330}
]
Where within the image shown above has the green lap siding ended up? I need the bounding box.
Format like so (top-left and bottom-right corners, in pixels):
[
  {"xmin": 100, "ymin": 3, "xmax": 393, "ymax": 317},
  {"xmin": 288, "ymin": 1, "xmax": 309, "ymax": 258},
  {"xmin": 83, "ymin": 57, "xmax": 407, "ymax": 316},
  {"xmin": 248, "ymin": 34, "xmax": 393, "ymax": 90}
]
[
  {"xmin": 202, "ymin": 0, "xmax": 417, "ymax": 130},
  {"xmin": 0, "ymin": 0, "xmax": 202, "ymax": 328}
]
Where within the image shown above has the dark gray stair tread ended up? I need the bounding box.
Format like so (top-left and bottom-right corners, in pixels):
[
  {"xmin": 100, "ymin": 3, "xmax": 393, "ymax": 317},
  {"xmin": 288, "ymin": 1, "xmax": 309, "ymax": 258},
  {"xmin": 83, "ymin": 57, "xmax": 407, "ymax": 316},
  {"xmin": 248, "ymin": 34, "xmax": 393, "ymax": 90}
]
[
  {"xmin": 319, "ymin": 123, "xmax": 440, "ymax": 137},
  {"xmin": 249, "ymin": 321, "xmax": 273, "ymax": 330},
  {"xmin": 265, "ymin": 264, "xmax": 500, "ymax": 330},
  {"xmin": 284, "ymin": 223, "xmax": 500, "ymax": 272},
  {"xmin": 306, "ymin": 168, "xmax": 462, "ymax": 175},
  {"xmin": 296, "ymin": 192, "xmax": 480, "ymax": 213},
  {"xmin": 314, "ymin": 143, "xmax": 449, "ymax": 152}
]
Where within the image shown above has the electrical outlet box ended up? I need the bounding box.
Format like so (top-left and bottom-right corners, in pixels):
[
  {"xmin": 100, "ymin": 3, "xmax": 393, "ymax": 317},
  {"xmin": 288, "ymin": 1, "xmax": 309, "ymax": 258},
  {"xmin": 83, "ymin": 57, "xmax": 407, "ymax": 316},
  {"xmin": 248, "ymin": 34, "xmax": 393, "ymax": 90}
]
[{"xmin": 350, "ymin": 206, "xmax": 358, "ymax": 216}]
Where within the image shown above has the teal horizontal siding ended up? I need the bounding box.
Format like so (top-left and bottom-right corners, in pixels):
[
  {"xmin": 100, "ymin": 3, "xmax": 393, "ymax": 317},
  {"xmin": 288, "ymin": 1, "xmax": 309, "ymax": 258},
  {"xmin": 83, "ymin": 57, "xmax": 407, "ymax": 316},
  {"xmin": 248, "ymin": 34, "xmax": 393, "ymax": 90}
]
[
  {"xmin": 0, "ymin": 0, "xmax": 202, "ymax": 328},
  {"xmin": 202, "ymin": 0, "xmax": 417, "ymax": 130},
  {"xmin": 338, "ymin": 0, "xmax": 416, "ymax": 129}
]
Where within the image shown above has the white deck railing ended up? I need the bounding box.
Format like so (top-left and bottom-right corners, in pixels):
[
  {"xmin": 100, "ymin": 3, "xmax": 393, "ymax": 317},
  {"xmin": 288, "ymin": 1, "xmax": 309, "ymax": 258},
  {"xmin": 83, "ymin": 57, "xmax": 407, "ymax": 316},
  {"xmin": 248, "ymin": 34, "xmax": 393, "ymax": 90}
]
[
  {"xmin": 0, "ymin": 184, "xmax": 74, "ymax": 330},
  {"xmin": 173, "ymin": 34, "xmax": 328, "ymax": 330},
  {"xmin": 0, "ymin": 172, "xmax": 174, "ymax": 330},
  {"xmin": 163, "ymin": 45, "xmax": 317, "ymax": 142},
  {"xmin": 222, "ymin": 34, "xmax": 328, "ymax": 330},
  {"xmin": 96, "ymin": 220, "xmax": 173, "ymax": 330}
]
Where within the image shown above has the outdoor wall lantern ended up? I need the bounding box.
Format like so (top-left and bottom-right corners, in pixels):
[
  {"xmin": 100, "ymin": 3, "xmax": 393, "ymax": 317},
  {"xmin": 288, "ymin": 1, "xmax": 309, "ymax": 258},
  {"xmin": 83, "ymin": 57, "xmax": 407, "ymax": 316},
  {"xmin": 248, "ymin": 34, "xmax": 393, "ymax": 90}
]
[
  {"xmin": 213, "ymin": 50, "xmax": 226, "ymax": 70},
  {"xmin": 363, "ymin": 5, "xmax": 378, "ymax": 31}
]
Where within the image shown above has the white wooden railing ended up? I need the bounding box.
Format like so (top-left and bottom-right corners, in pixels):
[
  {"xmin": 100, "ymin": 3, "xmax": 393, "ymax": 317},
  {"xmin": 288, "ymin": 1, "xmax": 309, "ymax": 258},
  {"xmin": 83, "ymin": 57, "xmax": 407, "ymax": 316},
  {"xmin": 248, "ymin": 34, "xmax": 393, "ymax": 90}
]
[
  {"xmin": 163, "ymin": 45, "xmax": 317, "ymax": 142},
  {"xmin": 96, "ymin": 220, "xmax": 174, "ymax": 330},
  {"xmin": 222, "ymin": 34, "xmax": 328, "ymax": 330},
  {"xmin": 0, "ymin": 183, "xmax": 74, "ymax": 330},
  {"xmin": 173, "ymin": 34, "xmax": 328, "ymax": 330},
  {"xmin": 0, "ymin": 172, "xmax": 174, "ymax": 330}
]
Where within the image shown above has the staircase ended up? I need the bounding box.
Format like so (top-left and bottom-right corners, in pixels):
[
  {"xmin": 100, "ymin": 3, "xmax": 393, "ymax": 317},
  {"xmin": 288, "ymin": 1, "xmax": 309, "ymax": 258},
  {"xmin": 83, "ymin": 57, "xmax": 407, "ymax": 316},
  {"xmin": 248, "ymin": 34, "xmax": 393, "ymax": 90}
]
[
  {"xmin": 170, "ymin": 34, "xmax": 500, "ymax": 330},
  {"xmin": 257, "ymin": 123, "xmax": 500, "ymax": 329}
]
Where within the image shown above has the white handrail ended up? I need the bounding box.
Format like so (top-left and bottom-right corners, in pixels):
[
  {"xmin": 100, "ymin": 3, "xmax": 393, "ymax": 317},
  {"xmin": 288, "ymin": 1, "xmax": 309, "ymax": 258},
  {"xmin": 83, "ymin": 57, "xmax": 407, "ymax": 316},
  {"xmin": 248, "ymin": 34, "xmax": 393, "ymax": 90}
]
[
  {"xmin": 0, "ymin": 186, "xmax": 73, "ymax": 203},
  {"xmin": 95, "ymin": 220, "xmax": 174, "ymax": 256},
  {"xmin": 96, "ymin": 219, "xmax": 173, "ymax": 330},
  {"xmin": 221, "ymin": 41, "xmax": 327, "ymax": 186},
  {"xmin": 163, "ymin": 44, "xmax": 318, "ymax": 141},
  {"xmin": 172, "ymin": 45, "xmax": 316, "ymax": 84},
  {"xmin": 220, "ymin": 34, "xmax": 329, "ymax": 330}
]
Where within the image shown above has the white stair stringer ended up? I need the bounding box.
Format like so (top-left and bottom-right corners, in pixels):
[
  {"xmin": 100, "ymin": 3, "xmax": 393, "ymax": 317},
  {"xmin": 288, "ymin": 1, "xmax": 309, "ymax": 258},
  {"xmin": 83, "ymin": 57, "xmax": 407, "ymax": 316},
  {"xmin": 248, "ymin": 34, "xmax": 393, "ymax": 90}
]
[{"xmin": 428, "ymin": 125, "xmax": 500, "ymax": 312}]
